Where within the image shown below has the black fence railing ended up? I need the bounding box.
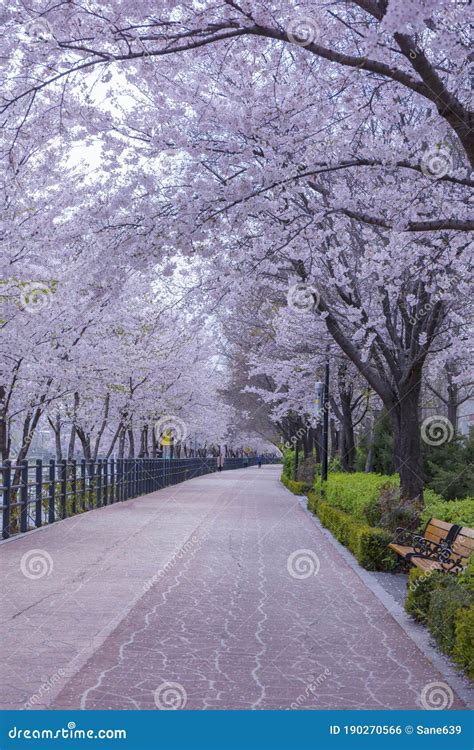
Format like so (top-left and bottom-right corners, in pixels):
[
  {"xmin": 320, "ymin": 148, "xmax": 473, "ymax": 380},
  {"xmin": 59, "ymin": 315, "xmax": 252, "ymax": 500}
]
[{"xmin": 0, "ymin": 456, "xmax": 281, "ymax": 539}]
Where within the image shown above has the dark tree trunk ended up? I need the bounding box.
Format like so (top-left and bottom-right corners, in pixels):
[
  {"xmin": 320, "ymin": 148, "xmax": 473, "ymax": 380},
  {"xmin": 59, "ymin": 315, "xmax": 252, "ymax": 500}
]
[
  {"xmin": 389, "ymin": 376, "xmax": 424, "ymax": 504},
  {"xmin": 127, "ymin": 429, "xmax": 135, "ymax": 458},
  {"xmin": 118, "ymin": 428, "xmax": 126, "ymax": 459},
  {"xmin": 139, "ymin": 424, "xmax": 149, "ymax": 457},
  {"xmin": 447, "ymin": 381, "xmax": 458, "ymax": 435},
  {"xmin": 302, "ymin": 428, "xmax": 312, "ymax": 459},
  {"xmin": 313, "ymin": 423, "xmax": 322, "ymax": 463},
  {"xmin": 340, "ymin": 392, "xmax": 356, "ymax": 472},
  {"xmin": 365, "ymin": 418, "xmax": 375, "ymax": 473},
  {"xmin": 329, "ymin": 418, "xmax": 338, "ymax": 459},
  {"xmin": 67, "ymin": 392, "xmax": 79, "ymax": 461}
]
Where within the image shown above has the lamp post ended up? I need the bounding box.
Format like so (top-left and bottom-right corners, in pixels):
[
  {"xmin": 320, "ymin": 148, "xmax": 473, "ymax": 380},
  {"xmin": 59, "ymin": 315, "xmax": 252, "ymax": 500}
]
[{"xmin": 322, "ymin": 359, "xmax": 330, "ymax": 482}]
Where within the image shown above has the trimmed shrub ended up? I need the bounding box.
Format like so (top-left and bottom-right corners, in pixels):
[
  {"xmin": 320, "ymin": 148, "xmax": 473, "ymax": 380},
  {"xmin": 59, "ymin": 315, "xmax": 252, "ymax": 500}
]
[
  {"xmin": 420, "ymin": 497, "xmax": 474, "ymax": 529},
  {"xmin": 405, "ymin": 568, "xmax": 474, "ymax": 679},
  {"xmin": 453, "ymin": 606, "xmax": 474, "ymax": 679},
  {"xmin": 429, "ymin": 577, "xmax": 473, "ymax": 656},
  {"xmin": 281, "ymin": 474, "xmax": 311, "ymax": 495},
  {"xmin": 405, "ymin": 568, "xmax": 445, "ymax": 624},
  {"xmin": 311, "ymin": 494, "xmax": 398, "ymax": 572},
  {"xmin": 320, "ymin": 472, "xmax": 399, "ymax": 523}
]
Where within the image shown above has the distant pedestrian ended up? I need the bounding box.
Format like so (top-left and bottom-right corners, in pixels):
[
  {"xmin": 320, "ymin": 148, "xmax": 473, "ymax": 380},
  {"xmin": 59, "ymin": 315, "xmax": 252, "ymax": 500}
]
[
  {"xmin": 217, "ymin": 454, "xmax": 225, "ymax": 472},
  {"xmin": 258, "ymin": 456, "xmax": 262, "ymax": 468}
]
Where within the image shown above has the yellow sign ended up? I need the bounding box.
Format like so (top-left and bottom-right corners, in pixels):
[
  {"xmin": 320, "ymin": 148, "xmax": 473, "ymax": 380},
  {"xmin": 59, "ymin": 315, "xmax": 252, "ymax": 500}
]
[{"xmin": 161, "ymin": 430, "xmax": 173, "ymax": 446}]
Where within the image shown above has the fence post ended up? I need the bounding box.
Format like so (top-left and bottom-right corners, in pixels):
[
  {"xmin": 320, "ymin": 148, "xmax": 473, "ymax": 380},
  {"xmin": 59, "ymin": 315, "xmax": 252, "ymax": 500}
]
[
  {"xmin": 60, "ymin": 459, "xmax": 67, "ymax": 519},
  {"xmin": 48, "ymin": 459, "xmax": 55, "ymax": 524},
  {"xmin": 80, "ymin": 459, "xmax": 86, "ymax": 511},
  {"xmin": 35, "ymin": 459, "xmax": 42, "ymax": 527},
  {"xmin": 123, "ymin": 459, "xmax": 128, "ymax": 500},
  {"xmin": 103, "ymin": 459, "xmax": 108, "ymax": 506},
  {"xmin": 110, "ymin": 459, "xmax": 115, "ymax": 504},
  {"xmin": 71, "ymin": 459, "xmax": 77, "ymax": 515},
  {"xmin": 20, "ymin": 459, "xmax": 28, "ymax": 533},
  {"xmin": 97, "ymin": 459, "xmax": 102, "ymax": 507},
  {"xmin": 2, "ymin": 460, "xmax": 11, "ymax": 539},
  {"xmin": 117, "ymin": 458, "xmax": 122, "ymax": 501}
]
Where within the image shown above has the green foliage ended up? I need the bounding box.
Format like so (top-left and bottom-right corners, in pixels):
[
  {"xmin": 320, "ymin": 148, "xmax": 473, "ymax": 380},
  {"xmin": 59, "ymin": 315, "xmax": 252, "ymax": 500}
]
[
  {"xmin": 423, "ymin": 432, "xmax": 474, "ymax": 500},
  {"xmin": 281, "ymin": 474, "xmax": 311, "ymax": 495},
  {"xmin": 328, "ymin": 456, "xmax": 342, "ymax": 472},
  {"xmin": 282, "ymin": 448, "xmax": 303, "ymax": 480},
  {"xmin": 453, "ymin": 606, "xmax": 474, "ymax": 679},
  {"xmin": 371, "ymin": 411, "xmax": 396, "ymax": 475},
  {"xmin": 420, "ymin": 497, "xmax": 474, "ymax": 529},
  {"xmin": 320, "ymin": 472, "xmax": 399, "ymax": 523},
  {"xmin": 459, "ymin": 556, "xmax": 474, "ymax": 594},
  {"xmin": 354, "ymin": 446, "xmax": 367, "ymax": 473},
  {"xmin": 310, "ymin": 494, "xmax": 398, "ymax": 571},
  {"xmin": 405, "ymin": 569, "xmax": 445, "ymax": 624},
  {"xmin": 356, "ymin": 412, "xmax": 395, "ymax": 474},
  {"xmin": 405, "ymin": 568, "xmax": 474, "ymax": 679},
  {"xmin": 429, "ymin": 576, "xmax": 473, "ymax": 657}
]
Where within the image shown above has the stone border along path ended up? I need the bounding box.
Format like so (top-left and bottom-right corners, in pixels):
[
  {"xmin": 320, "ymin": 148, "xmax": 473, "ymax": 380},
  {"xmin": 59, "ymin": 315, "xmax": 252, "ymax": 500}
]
[{"xmin": 0, "ymin": 466, "xmax": 471, "ymax": 710}]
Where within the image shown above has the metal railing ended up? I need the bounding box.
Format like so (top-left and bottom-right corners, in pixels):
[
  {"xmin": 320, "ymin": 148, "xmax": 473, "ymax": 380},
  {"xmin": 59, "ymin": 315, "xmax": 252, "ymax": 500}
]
[{"xmin": 0, "ymin": 456, "xmax": 280, "ymax": 539}]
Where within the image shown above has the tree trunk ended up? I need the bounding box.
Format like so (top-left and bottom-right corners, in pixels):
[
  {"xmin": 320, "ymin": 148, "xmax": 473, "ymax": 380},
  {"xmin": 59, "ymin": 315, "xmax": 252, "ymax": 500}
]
[
  {"xmin": 313, "ymin": 423, "xmax": 322, "ymax": 463},
  {"xmin": 0, "ymin": 385, "xmax": 7, "ymax": 461},
  {"xmin": 447, "ymin": 381, "xmax": 458, "ymax": 435},
  {"xmin": 53, "ymin": 413, "xmax": 62, "ymax": 462},
  {"xmin": 365, "ymin": 418, "xmax": 374, "ymax": 473},
  {"xmin": 340, "ymin": 393, "xmax": 356, "ymax": 472},
  {"xmin": 302, "ymin": 428, "xmax": 312, "ymax": 459},
  {"xmin": 139, "ymin": 424, "xmax": 149, "ymax": 457},
  {"xmin": 389, "ymin": 377, "xmax": 424, "ymax": 504},
  {"xmin": 118, "ymin": 428, "xmax": 126, "ymax": 459},
  {"xmin": 329, "ymin": 418, "xmax": 338, "ymax": 459},
  {"xmin": 127, "ymin": 429, "xmax": 135, "ymax": 458}
]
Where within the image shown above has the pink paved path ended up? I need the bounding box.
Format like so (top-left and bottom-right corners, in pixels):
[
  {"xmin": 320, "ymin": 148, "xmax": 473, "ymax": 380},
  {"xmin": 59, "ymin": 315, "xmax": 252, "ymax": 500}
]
[{"xmin": 0, "ymin": 466, "xmax": 468, "ymax": 710}]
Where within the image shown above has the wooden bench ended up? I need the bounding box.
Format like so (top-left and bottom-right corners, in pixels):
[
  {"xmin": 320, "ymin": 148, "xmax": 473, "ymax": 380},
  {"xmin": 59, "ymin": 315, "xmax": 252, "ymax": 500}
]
[{"xmin": 389, "ymin": 518, "xmax": 474, "ymax": 574}]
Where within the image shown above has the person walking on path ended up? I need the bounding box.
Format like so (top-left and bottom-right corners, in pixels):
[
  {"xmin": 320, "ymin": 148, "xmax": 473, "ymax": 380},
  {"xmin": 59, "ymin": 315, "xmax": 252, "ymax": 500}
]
[
  {"xmin": 258, "ymin": 456, "xmax": 262, "ymax": 468},
  {"xmin": 217, "ymin": 454, "xmax": 225, "ymax": 472}
]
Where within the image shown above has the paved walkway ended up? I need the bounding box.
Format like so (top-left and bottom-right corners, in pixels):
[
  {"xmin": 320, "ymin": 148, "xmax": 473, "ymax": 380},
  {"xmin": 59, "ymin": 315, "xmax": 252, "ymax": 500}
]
[{"xmin": 0, "ymin": 466, "xmax": 469, "ymax": 710}]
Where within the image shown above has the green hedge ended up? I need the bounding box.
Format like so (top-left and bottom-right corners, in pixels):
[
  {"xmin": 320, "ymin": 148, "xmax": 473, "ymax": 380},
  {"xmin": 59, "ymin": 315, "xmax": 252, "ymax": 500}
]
[
  {"xmin": 315, "ymin": 472, "xmax": 473, "ymax": 529},
  {"xmin": 405, "ymin": 568, "xmax": 474, "ymax": 679},
  {"xmin": 320, "ymin": 472, "xmax": 399, "ymax": 523},
  {"xmin": 281, "ymin": 474, "xmax": 312, "ymax": 495},
  {"xmin": 307, "ymin": 491, "xmax": 398, "ymax": 571},
  {"xmin": 420, "ymin": 497, "xmax": 474, "ymax": 529}
]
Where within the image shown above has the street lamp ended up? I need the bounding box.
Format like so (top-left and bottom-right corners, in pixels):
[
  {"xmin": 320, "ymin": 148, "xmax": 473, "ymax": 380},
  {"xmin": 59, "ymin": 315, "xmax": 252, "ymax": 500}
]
[
  {"xmin": 322, "ymin": 360, "xmax": 330, "ymax": 482},
  {"xmin": 314, "ymin": 367, "xmax": 329, "ymax": 482}
]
